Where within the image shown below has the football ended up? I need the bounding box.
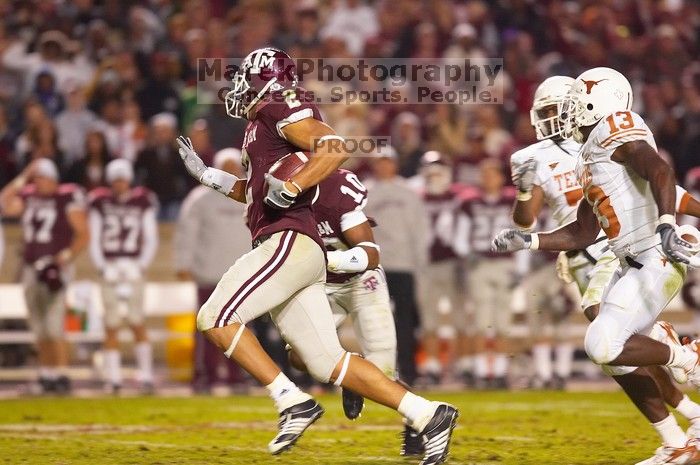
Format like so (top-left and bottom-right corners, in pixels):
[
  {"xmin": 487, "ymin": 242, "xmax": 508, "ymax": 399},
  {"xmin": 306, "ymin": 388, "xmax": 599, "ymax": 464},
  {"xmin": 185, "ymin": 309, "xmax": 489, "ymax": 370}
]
[
  {"xmin": 677, "ymin": 224, "xmax": 700, "ymax": 253},
  {"xmin": 266, "ymin": 151, "xmax": 309, "ymax": 198},
  {"xmin": 268, "ymin": 151, "xmax": 309, "ymax": 181}
]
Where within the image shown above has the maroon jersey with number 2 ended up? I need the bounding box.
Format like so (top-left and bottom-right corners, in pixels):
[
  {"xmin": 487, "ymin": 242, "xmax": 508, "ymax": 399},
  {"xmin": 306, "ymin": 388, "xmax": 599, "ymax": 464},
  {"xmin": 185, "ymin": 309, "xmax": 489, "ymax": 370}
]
[
  {"xmin": 241, "ymin": 88, "xmax": 324, "ymax": 251},
  {"xmin": 20, "ymin": 183, "xmax": 86, "ymax": 264},
  {"xmin": 314, "ymin": 169, "xmax": 370, "ymax": 283}
]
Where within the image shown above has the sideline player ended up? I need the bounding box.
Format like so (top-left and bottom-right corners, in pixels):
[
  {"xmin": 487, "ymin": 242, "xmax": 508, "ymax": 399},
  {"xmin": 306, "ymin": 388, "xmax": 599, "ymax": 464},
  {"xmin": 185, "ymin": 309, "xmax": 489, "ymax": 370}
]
[
  {"xmin": 494, "ymin": 67, "xmax": 700, "ymax": 463},
  {"xmin": 416, "ymin": 151, "xmax": 468, "ymax": 385},
  {"xmin": 178, "ymin": 47, "xmax": 457, "ymax": 464},
  {"xmin": 88, "ymin": 159, "xmax": 159, "ymax": 394},
  {"xmin": 0, "ymin": 159, "xmax": 89, "ymax": 393},
  {"xmin": 454, "ymin": 159, "xmax": 515, "ymax": 388}
]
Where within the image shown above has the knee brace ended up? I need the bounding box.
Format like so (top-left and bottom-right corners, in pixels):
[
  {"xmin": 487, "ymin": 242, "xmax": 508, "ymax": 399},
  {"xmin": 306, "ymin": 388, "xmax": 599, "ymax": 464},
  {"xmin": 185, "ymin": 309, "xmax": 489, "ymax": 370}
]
[{"xmin": 584, "ymin": 316, "xmax": 625, "ymax": 365}]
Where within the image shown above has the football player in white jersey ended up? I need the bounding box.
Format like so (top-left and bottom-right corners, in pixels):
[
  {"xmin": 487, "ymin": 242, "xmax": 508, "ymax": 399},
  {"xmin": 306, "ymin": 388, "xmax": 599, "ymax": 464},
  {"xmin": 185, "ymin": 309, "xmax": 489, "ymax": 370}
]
[
  {"xmin": 510, "ymin": 76, "xmax": 582, "ymax": 389},
  {"xmin": 494, "ymin": 67, "xmax": 700, "ymax": 464}
]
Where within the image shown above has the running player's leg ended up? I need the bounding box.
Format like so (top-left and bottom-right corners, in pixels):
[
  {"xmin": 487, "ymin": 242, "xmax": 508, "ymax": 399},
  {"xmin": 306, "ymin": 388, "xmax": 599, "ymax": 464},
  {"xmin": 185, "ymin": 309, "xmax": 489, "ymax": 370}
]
[
  {"xmin": 417, "ymin": 262, "xmax": 450, "ymax": 382},
  {"xmin": 273, "ymin": 280, "xmax": 457, "ymax": 438},
  {"xmin": 196, "ymin": 232, "xmax": 317, "ymax": 414},
  {"xmin": 349, "ymin": 269, "xmax": 397, "ymax": 377},
  {"xmin": 584, "ymin": 249, "xmax": 688, "ymax": 368},
  {"xmin": 524, "ymin": 265, "xmax": 555, "ymax": 387}
]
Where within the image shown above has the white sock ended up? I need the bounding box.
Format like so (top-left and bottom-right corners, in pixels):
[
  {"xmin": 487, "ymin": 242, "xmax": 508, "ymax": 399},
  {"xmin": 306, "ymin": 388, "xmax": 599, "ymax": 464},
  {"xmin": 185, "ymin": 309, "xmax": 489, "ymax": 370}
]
[
  {"xmin": 455, "ymin": 356, "xmax": 473, "ymax": 374},
  {"xmin": 265, "ymin": 372, "xmax": 311, "ymax": 413},
  {"xmin": 554, "ymin": 343, "xmax": 574, "ymax": 378},
  {"xmin": 134, "ymin": 342, "xmax": 153, "ymax": 383},
  {"xmin": 676, "ymin": 395, "xmax": 700, "ymax": 424},
  {"xmin": 493, "ymin": 353, "xmax": 509, "ymax": 377},
  {"xmin": 421, "ymin": 357, "xmax": 442, "ymax": 375},
  {"xmin": 532, "ymin": 344, "xmax": 552, "ymax": 381},
  {"xmin": 652, "ymin": 414, "xmax": 687, "ymax": 448},
  {"xmin": 398, "ymin": 391, "xmax": 435, "ymax": 432},
  {"xmin": 104, "ymin": 349, "xmax": 122, "ymax": 385},
  {"xmin": 475, "ymin": 354, "xmax": 488, "ymax": 378},
  {"xmin": 666, "ymin": 344, "xmax": 698, "ymax": 372}
]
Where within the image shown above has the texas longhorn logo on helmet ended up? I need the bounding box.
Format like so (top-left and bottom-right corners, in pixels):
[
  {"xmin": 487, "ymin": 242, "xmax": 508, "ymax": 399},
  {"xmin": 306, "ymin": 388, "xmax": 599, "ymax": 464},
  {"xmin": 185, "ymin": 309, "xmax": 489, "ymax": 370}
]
[{"xmin": 581, "ymin": 78, "xmax": 608, "ymax": 94}]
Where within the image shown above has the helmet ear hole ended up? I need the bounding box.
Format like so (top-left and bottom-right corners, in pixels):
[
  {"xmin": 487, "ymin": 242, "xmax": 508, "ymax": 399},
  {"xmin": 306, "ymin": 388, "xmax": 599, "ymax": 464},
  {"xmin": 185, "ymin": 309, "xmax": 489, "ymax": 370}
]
[{"xmin": 586, "ymin": 103, "xmax": 594, "ymax": 110}]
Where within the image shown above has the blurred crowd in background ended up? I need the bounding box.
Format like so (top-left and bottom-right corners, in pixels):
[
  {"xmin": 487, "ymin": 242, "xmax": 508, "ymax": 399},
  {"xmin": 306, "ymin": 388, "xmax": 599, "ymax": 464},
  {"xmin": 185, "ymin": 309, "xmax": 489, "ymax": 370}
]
[
  {"xmin": 0, "ymin": 0, "xmax": 698, "ymax": 211},
  {"xmin": 0, "ymin": 0, "xmax": 700, "ymax": 391}
]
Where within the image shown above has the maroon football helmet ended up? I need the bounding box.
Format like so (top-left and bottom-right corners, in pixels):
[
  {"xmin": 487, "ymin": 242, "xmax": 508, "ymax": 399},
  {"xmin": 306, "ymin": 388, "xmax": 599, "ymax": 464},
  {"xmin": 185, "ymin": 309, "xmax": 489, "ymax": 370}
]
[{"xmin": 225, "ymin": 47, "xmax": 298, "ymax": 119}]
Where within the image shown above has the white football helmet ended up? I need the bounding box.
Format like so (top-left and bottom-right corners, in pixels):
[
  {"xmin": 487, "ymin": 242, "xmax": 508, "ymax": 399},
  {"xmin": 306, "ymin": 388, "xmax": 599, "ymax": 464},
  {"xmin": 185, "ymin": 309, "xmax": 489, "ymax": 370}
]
[
  {"xmin": 530, "ymin": 75, "xmax": 574, "ymax": 140},
  {"xmin": 561, "ymin": 67, "xmax": 633, "ymax": 142}
]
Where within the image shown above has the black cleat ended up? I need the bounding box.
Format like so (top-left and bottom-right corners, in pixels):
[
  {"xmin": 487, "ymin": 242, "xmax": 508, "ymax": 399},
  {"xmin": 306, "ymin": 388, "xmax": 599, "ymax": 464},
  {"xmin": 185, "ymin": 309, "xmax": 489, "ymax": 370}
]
[
  {"xmin": 400, "ymin": 422, "xmax": 424, "ymax": 456},
  {"xmin": 268, "ymin": 399, "xmax": 324, "ymax": 455},
  {"xmin": 342, "ymin": 387, "xmax": 364, "ymax": 420},
  {"xmin": 54, "ymin": 376, "xmax": 72, "ymax": 395},
  {"xmin": 418, "ymin": 403, "xmax": 459, "ymax": 465}
]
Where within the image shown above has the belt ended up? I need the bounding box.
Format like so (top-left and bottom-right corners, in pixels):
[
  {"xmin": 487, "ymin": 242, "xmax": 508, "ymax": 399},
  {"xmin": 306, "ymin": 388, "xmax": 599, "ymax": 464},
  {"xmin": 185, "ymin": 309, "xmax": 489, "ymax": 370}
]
[
  {"xmin": 625, "ymin": 256, "xmax": 643, "ymax": 269},
  {"xmin": 252, "ymin": 234, "xmax": 272, "ymax": 249}
]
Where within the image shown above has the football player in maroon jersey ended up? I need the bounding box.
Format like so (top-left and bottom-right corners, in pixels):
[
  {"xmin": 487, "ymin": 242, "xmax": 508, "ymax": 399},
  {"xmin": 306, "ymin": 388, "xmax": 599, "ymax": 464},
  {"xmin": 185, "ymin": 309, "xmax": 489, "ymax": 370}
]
[
  {"xmin": 177, "ymin": 47, "xmax": 457, "ymax": 464},
  {"xmin": 416, "ymin": 152, "xmax": 469, "ymax": 386},
  {"xmin": 454, "ymin": 159, "xmax": 517, "ymax": 389},
  {"xmin": 88, "ymin": 159, "xmax": 159, "ymax": 395},
  {"xmin": 0, "ymin": 159, "xmax": 89, "ymax": 394}
]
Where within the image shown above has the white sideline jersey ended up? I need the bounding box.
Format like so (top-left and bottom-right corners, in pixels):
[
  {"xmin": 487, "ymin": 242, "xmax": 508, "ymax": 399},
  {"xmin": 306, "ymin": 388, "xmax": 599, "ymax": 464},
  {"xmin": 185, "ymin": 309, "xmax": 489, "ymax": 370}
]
[
  {"xmin": 510, "ymin": 138, "xmax": 583, "ymax": 227},
  {"xmin": 576, "ymin": 110, "xmax": 659, "ymax": 256}
]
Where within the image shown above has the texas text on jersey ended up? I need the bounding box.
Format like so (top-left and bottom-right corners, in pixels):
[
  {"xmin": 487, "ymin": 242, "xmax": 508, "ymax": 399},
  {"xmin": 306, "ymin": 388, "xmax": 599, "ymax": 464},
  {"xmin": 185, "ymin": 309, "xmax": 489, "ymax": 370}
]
[
  {"xmin": 88, "ymin": 186, "xmax": 158, "ymax": 259},
  {"xmin": 241, "ymin": 87, "xmax": 324, "ymax": 251},
  {"xmin": 20, "ymin": 183, "xmax": 86, "ymax": 264},
  {"xmin": 314, "ymin": 169, "xmax": 370, "ymax": 283}
]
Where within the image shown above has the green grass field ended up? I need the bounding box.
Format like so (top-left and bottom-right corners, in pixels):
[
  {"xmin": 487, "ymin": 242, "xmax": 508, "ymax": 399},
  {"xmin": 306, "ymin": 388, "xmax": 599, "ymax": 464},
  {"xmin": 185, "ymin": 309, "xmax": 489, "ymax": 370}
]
[{"xmin": 0, "ymin": 390, "xmax": 683, "ymax": 464}]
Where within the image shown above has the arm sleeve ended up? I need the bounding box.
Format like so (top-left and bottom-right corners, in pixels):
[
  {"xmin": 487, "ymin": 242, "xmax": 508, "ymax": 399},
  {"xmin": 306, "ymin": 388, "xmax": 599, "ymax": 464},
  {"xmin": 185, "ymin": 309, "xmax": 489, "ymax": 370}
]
[
  {"xmin": 138, "ymin": 208, "xmax": 158, "ymax": 269},
  {"xmin": 173, "ymin": 191, "xmax": 200, "ymax": 272},
  {"xmin": 88, "ymin": 210, "xmax": 106, "ymax": 270}
]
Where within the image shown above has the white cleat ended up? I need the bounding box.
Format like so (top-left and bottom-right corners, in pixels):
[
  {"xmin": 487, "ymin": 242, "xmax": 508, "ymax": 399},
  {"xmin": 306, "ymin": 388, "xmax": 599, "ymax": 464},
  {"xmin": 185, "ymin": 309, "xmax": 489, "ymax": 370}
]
[
  {"xmin": 651, "ymin": 321, "xmax": 689, "ymax": 384},
  {"xmin": 635, "ymin": 441, "xmax": 700, "ymax": 465}
]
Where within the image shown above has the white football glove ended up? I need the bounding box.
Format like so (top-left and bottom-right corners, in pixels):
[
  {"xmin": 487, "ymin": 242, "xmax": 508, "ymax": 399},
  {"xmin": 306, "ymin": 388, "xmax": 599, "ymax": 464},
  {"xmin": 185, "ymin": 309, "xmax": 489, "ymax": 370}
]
[
  {"xmin": 556, "ymin": 251, "xmax": 574, "ymax": 284},
  {"xmin": 177, "ymin": 136, "xmax": 206, "ymax": 180},
  {"xmin": 657, "ymin": 222, "xmax": 691, "ymax": 265},
  {"xmin": 492, "ymin": 228, "xmax": 533, "ymax": 253},
  {"xmin": 264, "ymin": 173, "xmax": 298, "ymax": 209},
  {"xmin": 512, "ymin": 158, "xmax": 537, "ymax": 199}
]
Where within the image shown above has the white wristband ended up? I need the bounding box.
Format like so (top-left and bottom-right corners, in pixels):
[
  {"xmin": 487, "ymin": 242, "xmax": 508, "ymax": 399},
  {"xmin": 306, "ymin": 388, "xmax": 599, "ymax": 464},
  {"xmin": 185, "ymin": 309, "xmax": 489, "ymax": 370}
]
[
  {"xmin": 516, "ymin": 191, "xmax": 532, "ymax": 202},
  {"xmin": 658, "ymin": 214, "xmax": 676, "ymax": 227},
  {"xmin": 201, "ymin": 167, "xmax": 239, "ymax": 196},
  {"xmin": 327, "ymin": 247, "xmax": 369, "ymax": 273},
  {"xmin": 529, "ymin": 233, "xmax": 540, "ymax": 250}
]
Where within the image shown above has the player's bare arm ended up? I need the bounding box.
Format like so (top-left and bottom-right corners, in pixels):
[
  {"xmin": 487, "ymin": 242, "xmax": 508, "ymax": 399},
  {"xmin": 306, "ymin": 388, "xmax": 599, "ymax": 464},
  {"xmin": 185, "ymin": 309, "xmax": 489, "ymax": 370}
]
[
  {"xmin": 0, "ymin": 163, "xmax": 34, "ymax": 217},
  {"xmin": 60, "ymin": 208, "xmax": 89, "ymax": 266},
  {"xmin": 327, "ymin": 221, "xmax": 380, "ymax": 273},
  {"xmin": 512, "ymin": 184, "xmax": 545, "ymax": 229},
  {"xmin": 494, "ymin": 197, "xmax": 600, "ymax": 253},
  {"xmin": 279, "ymin": 118, "xmax": 349, "ymax": 192}
]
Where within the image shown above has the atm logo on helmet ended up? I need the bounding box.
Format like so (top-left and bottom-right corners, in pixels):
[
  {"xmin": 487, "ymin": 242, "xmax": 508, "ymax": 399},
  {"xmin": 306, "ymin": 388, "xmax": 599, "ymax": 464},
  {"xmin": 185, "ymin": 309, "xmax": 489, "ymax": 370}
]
[{"xmin": 581, "ymin": 78, "xmax": 608, "ymax": 94}]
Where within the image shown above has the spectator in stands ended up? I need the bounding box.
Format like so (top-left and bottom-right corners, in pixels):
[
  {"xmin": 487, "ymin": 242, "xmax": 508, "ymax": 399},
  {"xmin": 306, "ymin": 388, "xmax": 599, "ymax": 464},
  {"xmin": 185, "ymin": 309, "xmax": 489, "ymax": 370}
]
[
  {"xmin": 56, "ymin": 83, "xmax": 97, "ymax": 167},
  {"xmin": 65, "ymin": 130, "xmax": 110, "ymax": 190},
  {"xmin": 174, "ymin": 149, "xmax": 247, "ymax": 394},
  {"xmin": 32, "ymin": 71, "xmax": 64, "ymax": 118},
  {"xmin": 390, "ymin": 111, "xmax": 424, "ymax": 178},
  {"xmin": 134, "ymin": 112, "xmax": 190, "ymax": 220},
  {"xmin": 321, "ymin": 0, "xmax": 379, "ymax": 56},
  {"xmin": 136, "ymin": 52, "xmax": 182, "ymax": 124},
  {"xmin": 364, "ymin": 146, "xmax": 429, "ymax": 385}
]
